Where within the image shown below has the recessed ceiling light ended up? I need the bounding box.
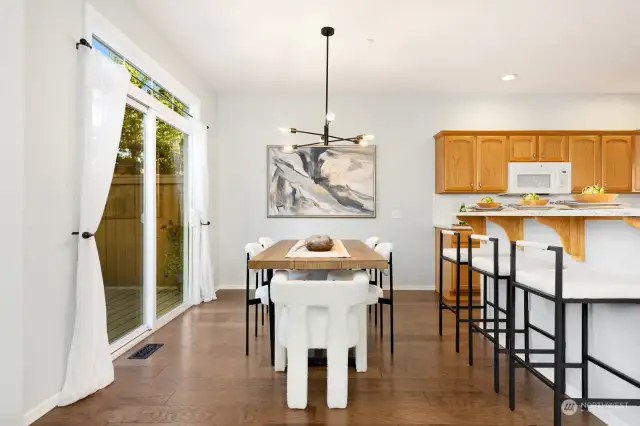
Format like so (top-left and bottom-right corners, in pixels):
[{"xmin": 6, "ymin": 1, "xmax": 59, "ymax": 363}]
[{"xmin": 501, "ymin": 74, "xmax": 518, "ymax": 81}]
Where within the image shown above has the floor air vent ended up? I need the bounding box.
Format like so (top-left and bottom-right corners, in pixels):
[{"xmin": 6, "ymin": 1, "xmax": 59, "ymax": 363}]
[{"xmin": 128, "ymin": 343, "xmax": 164, "ymax": 360}]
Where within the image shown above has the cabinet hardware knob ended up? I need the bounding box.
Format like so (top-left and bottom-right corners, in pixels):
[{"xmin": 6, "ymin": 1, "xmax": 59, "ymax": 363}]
[
  {"xmin": 479, "ymin": 183, "xmax": 483, "ymax": 188},
  {"xmin": 533, "ymin": 154, "xmax": 536, "ymax": 159},
  {"xmin": 470, "ymin": 183, "xmax": 474, "ymax": 188}
]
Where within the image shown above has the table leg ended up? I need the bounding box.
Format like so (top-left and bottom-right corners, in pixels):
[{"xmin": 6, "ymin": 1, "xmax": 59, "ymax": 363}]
[{"xmin": 268, "ymin": 269, "xmax": 275, "ymax": 366}]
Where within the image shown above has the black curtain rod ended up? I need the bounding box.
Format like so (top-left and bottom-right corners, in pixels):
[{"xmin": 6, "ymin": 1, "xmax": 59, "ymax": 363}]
[{"xmin": 76, "ymin": 38, "xmax": 92, "ymax": 50}]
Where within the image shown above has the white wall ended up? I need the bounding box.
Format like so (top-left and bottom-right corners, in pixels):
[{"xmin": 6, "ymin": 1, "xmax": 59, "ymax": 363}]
[
  {"xmin": 215, "ymin": 93, "xmax": 640, "ymax": 289},
  {"xmin": 0, "ymin": 1, "xmax": 25, "ymax": 424},
  {"xmin": 22, "ymin": 0, "xmax": 217, "ymax": 417}
]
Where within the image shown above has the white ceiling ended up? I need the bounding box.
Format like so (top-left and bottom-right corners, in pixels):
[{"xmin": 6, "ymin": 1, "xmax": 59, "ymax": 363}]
[{"xmin": 134, "ymin": 0, "xmax": 640, "ymax": 94}]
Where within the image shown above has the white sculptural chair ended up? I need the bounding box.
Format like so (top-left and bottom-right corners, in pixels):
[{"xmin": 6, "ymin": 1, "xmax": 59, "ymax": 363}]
[{"xmin": 270, "ymin": 270, "xmax": 369, "ymax": 409}]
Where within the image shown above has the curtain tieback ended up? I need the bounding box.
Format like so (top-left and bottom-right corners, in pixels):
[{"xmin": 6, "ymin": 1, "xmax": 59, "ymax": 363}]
[{"xmin": 71, "ymin": 231, "xmax": 95, "ymax": 239}]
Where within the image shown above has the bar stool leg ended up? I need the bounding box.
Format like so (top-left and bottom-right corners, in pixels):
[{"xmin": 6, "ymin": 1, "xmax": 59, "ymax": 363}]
[
  {"xmin": 468, "ymin": 267, "xmax": 474, "ymax": 366},
  {"xmin": 390, "ymin": 255, "xmax": 394, "ymax": 356},
  {"xmin": 483, "ymin": 275, "xmax": 488, "ymax": 328},
  {"xmin": 524, "ymin": 290, "xmax": 530, "ymax": 363},
  {"xmin": 582, "ymin": 303, "xmax": 589, "ymax": 411},
  {"xmin": 438, "ymin": 253, "xmax": 444, "ymax": 337},
  {"xmin": 455, "ymin": 259, "xmax": 461, "ymax": 354},
  {"xmin": 553, "ymin": 300, "xmax": 564, "ymax": 425},
  {"xmin": 493, "ymin": 276, "xmax": 499, "ymax": 393},
  {"xmin": 508, "ymin": 274, "xmax": 516, "ymax": 410}
]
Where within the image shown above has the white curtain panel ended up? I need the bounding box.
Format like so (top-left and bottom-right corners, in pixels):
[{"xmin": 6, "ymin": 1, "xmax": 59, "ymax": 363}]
[
  {"xmin": 191, "ymin": 121, "xmax": 216, "ymax": 304},
  {"xmin": 58, "ymin": 49, "xmax": 129, "ymax": 406}
]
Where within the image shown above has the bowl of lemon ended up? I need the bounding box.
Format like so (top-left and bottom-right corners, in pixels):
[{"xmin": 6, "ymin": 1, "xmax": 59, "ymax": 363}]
[
  {"xmin": 517, "ymin": 193, "xmax": 549, "ymax": 206},
  {"xmin": 476, "ymin": 196, "xmax": 501, "ymax": 209},
  {"xmin": 572, "ymin": 185, "xmax": 618, "ymax": 203}
]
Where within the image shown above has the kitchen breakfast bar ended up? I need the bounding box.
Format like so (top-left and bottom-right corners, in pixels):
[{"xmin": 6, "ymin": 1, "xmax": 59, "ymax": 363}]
[{"xmin": 438, "ymin": 206, "xmax": 640, "ymax": 425}]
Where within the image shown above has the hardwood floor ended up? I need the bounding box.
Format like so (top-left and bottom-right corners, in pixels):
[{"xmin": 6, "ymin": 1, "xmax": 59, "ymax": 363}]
[
  {"xmin": 36, "ymin": 290, "xmax": 604, "ymax": 426},
  {"xmin": 106, "ymin": 288, "xmax": 183, "ymax": 342}
]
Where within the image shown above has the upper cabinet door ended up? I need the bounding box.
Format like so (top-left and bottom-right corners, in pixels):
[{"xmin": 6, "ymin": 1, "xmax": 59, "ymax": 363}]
[
  {"xmin": 477, "ymin": 136, "xmax": 508, "ymax": 192},
  {"xmin": 443, "ymin": 136, "xmax": 476, "ymax": 191},
  {"xmin": 602, "ymin": 135, "xmax": 633, "ymax": 192},
  {"xmin": 509, "ymin": 135, "xmax": 537, "ymax": 162},
  {"xmin": 568, "ymin": 135, "xmax": 601, "ymax": 192},
  {"xmin": 538, "ymin": 135, "xmax": 568, "ymax": 162}
]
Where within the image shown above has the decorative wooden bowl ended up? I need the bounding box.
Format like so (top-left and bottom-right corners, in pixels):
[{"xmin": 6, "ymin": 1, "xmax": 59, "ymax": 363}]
[
  {"xmin": 572, "ymin": 193, "xmax": 618, "ymax": 203},
  {"xmin": 516, "ymin": 199, "xmax": 550, "ymax": 206},
  {"xmin": 305, "ymin": 235, "xmax": 334, "ymax": 252},
  {"xmin": 476, "ymin": 202, "xmax": 501, "ymax": 209}
]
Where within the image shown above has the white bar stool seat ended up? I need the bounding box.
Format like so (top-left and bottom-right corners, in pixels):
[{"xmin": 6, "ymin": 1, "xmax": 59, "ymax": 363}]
[
  {"xmin": 516, "ymin": 268, "xmax": 640, "ymax": 300},
  {"xmin": 472, "ymin": 255, "xmax": 556, "ymax": 276},
  {"xmin": 442, "ymin": 247, "xmax": 493, "ymax": 263}
]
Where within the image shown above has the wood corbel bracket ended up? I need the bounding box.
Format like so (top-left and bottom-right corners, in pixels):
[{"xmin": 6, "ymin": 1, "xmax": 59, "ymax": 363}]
[
  {"xmin": 535, "ymin": 216, "xmax": 585, "ymax": 262},
  {"xmin": 486, "ymin": 216, "xmax": 524, "ymax": 242},
  {"xmin": 623, "ymin": 217, "xmax": 640, "ymax": 230}
]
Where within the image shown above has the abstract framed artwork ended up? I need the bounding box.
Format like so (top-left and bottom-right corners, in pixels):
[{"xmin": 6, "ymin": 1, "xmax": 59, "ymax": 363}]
[{"xmin": 267, "ymin": 145, "xmax": 376, "ymax": 218}]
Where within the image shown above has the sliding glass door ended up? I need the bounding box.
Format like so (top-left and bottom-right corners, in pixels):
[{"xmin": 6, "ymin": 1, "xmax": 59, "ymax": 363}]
[
  {"xmin": 97, "ymin": 104, "xmax": 145, "ymax": 343},
  {"xmin": 156, "ymin": 118, "xmax": 188, "ymax": 317},
  {"xmin": 96, "ymin": 101, "xmax": 192, "ymax": 348}
]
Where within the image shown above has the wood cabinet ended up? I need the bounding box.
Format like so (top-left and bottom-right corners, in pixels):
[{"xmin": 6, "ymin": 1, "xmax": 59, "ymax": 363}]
[
  {"xmin": 634, "ymin": 135, "xmax": 640, "ymax": 192},
  {"xmin": 435, "ymin": 130, "xmax": 639, "ymax": 194},
  {"xmin": 437, "ymin": 135, "xmax": 476, "ymax": 192},
  {"xmin": 568, "ymin": 135, "xmax": 601, "ymax": 192},
  {"xmin": 538, "ymin": 135, "xmax": 568, "ymax": 162},
  {"xmin": 434, "ymin": 227, "xmax": 480, "ymax": 302},
  {"xmin": 509, "ymin": 135, "xmax": 537, "ymax": 162},
  {"xmin": 477, "ymin": 136, "xmax": 508, "ymax": 192},
  {"xmin": 602, "ymin": 135, "xmax": 633, "ymax": 192}
]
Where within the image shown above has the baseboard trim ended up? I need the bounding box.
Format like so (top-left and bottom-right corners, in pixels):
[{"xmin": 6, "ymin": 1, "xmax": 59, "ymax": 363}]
[
  {"xmin": 218, "ymin": 283, "xmax": 434, "ymax": 291},
  {"xmin": 24, "ymin": 392, "xmax": 60, "ymax": 425}
]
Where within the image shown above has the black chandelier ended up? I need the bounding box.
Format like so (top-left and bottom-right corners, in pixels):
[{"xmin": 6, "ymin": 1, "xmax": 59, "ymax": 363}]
[{"xmin": 279, "ymin": 26, "xmax": 374, "ymax": 152}]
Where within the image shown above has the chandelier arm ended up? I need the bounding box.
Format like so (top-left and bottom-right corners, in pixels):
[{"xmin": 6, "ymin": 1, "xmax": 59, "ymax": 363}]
[
  {"xmin": 292, "ymin": 129, "xmax": 325, "ymax": 138},
  {"xmin": 294, "ymin": 141, "xmax": 325, "ymax": 148},
  {"xmin": 328, "ymin": 136, "xmax": 359, "ymax": 143}
]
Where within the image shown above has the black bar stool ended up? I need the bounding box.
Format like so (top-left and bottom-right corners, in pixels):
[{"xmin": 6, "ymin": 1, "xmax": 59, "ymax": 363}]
[
  {"xmin": 508, "ymin": 240, "xmax": 640, "ymax": 426},
  {"xmin": 438, "ymin": 229, "xmax": 484, "ymax": 353},
  {"xmin": 466, "ymin": 234, "xmax": 511, "ymax": 394}
]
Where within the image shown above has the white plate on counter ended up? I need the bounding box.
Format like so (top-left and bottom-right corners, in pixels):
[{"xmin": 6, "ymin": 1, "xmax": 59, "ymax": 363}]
[{"xmin": 509, "ymin": 205, "xmax": 555, "ymax": 211}]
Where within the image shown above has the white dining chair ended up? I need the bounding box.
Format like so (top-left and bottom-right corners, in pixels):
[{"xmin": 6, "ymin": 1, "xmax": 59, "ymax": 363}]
[
  {"xmin": 270, "ymin": 270, "xmax": 369, "ymax": 409},
  {"xmin": 258, "ymin": 237, "xmax": 274, "ymax": 249},
  {"xmin": 244, "ymin": 243, "xmax": 268, "ymax": 356},
  {"xmin": 364, "ymin": 236, "xmax": 379, "ymax": 249}
]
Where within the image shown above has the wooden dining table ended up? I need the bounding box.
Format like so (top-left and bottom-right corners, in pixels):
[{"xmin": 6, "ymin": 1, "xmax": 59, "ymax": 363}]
[
  {"xmin": 248, "ymin": 239, "xmax": 389, "ymax": 271},
  {"xmin": 248, "ymin": 239, "xmax": 389, "ymax": 365}
]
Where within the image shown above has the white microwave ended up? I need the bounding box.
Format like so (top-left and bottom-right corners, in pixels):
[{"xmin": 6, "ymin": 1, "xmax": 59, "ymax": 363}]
[{"xmin": 507, "ymin": 162, "xmax": 572, "ymax": 194}]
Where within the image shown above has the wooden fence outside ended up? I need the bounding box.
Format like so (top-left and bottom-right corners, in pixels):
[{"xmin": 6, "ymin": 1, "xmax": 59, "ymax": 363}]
[{"xmin": 96, "ymin": 175, "xmax": 185, "ymax": 289}]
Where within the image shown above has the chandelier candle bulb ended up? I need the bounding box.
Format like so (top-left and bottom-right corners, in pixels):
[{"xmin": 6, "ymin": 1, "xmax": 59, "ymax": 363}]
[
  {"xmin": 282, "ymin": 145, "xmax": 294, "ymax": 153},
  {"xmin": 326, "ymin": 111, "xmax": 336, "ymax": 122}
]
